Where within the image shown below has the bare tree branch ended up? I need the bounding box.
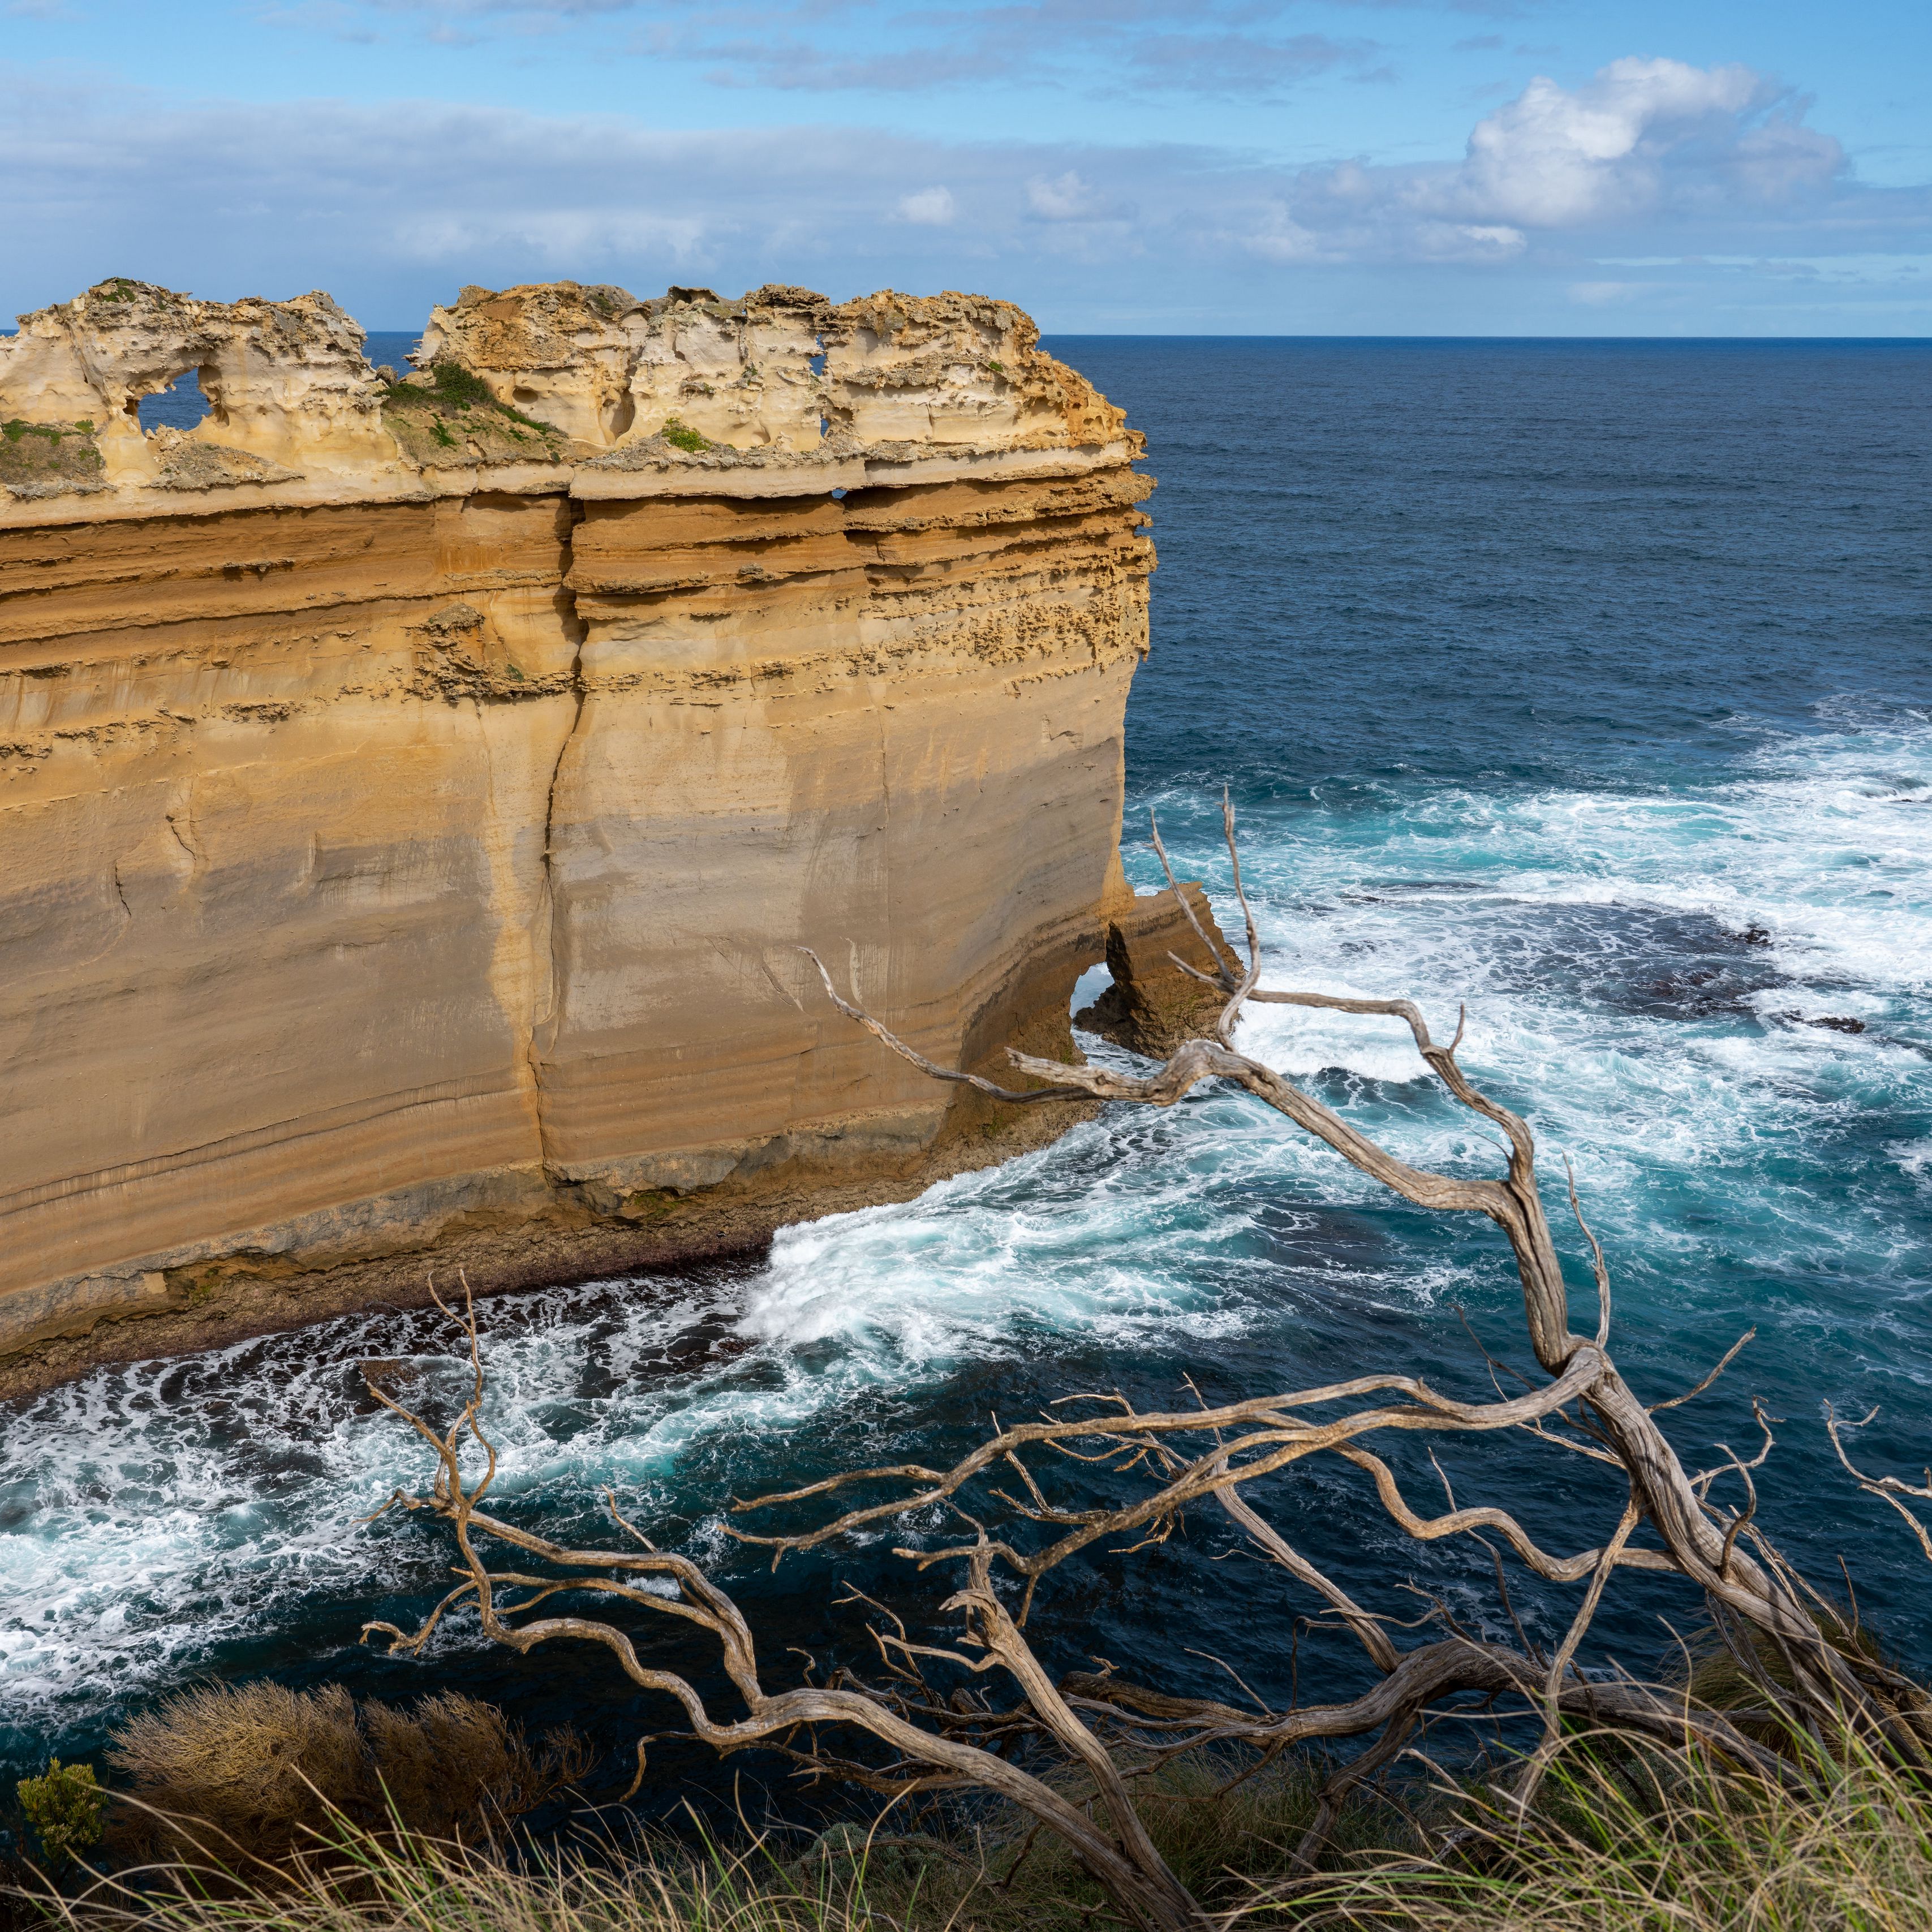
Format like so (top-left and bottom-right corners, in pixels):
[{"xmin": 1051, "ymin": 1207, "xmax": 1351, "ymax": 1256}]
[
  {"xmin": 1825, "ymin": 1402, "xmax": 1932, "ymax": 1564},
  {"xmin": 360, "ymin": 1290, "xmax": 1207, "ymax": 1932}
]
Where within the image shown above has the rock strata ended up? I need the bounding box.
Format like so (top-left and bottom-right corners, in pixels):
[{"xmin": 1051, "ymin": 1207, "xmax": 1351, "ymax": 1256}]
[{"xmin": 0, "ymin": 275, "xmax": 1208, "ymax": 1396}]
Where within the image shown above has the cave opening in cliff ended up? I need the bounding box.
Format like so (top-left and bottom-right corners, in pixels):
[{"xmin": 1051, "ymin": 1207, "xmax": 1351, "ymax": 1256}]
[{"xmin": 136, "ymin": 368, "xmax": 212, "ymax": 433}]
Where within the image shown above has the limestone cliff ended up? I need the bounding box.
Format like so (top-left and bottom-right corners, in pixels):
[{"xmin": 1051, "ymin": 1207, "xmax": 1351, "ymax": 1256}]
[{"xmin": 0, "ymin": 276, "xmax": 1203, "ymax": 1393}]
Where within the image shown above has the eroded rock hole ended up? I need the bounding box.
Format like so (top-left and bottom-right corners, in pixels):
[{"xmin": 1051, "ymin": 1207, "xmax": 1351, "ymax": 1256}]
[{"xmin": 137, "ymin": 369, "xmax": 211, "ymax": 433}]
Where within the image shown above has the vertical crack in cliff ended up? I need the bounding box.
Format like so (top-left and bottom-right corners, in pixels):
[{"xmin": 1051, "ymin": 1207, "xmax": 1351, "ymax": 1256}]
[
  {"xmin": 528, "ymin": 500, "xmax": 590, "ymax": 1181},
  {"xmin": 876, "ymin": 667, "xmax": 893, "ymax": 1022}
]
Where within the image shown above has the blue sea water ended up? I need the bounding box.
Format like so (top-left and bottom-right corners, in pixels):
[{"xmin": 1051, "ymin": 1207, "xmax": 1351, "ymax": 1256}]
[
  {"xmin": 3, "ymin": 338, "xmax": 1930, "ymax": 1809},
  {"xmin": 132, "ymin": 334, "xmax": 423, "ymax": 431}
]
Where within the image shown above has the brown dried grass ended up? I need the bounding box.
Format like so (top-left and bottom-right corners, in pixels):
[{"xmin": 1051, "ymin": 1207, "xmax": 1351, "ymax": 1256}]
[{"xmin": 106, "ymin": 1683, "xmax": 587, "ymax": 1866}]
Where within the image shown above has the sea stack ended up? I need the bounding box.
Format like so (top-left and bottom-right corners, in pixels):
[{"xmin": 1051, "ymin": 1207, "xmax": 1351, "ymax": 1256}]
[{"xmin": 0, "ymin": 277, "xmax": 1221, "ymax": 1391}]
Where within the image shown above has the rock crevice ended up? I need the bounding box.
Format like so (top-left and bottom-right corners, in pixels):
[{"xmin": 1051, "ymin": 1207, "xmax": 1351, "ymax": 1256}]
[{"xmin": 529, "ymin": 514, "xmax": 590, "ymax": 1179}]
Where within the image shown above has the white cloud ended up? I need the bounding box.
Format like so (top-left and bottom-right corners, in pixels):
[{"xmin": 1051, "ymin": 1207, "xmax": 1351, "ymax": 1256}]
[
  {"xmin": 1217, "ymin": 56, "xmax": 1858, "ymax": 268},
  {"xmin": 0, "ymin": 56, "xmax": 1920, "ymax": 333},
  {"xmin": 1434, "ymin": 57, "xmax": 1842, "ymax": 228},
  {"xmin": 896, "ymin": 186, "xmax": 955, "ymax": 225},
  {"xmin": 1419, "ymin": 221, "xmax": 1526, "ymax": 259},
  {"xmin": 279, "ymin": 0, "xmax": 1395, "ymax": 102},
  {"xmin": 1027, "ymin": 171, "xmax": 1093, "ymax": 220},
  {"xmin": 390, "ymin": 209, "xmax": 708, "ymax": 261},
  {"xmin": 1569, "ymin": 279, "xmax": 1644, "ymax": 305}
]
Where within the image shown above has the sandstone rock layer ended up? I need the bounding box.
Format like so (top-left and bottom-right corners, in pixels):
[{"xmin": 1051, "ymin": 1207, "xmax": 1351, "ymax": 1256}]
[{"xmin": 0, "ymin": 278, "xmax": 1193, "ymax": 1390}]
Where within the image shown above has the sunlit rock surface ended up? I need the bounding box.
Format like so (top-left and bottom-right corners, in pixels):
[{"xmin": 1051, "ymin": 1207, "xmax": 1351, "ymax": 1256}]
[
  {"xmin": 0, "ymin": 278, "xmax": 391, "ymax": 484},
  {"xmin": 0, "ymin": 276, "xmax": 1204, "ymax": 1392}
]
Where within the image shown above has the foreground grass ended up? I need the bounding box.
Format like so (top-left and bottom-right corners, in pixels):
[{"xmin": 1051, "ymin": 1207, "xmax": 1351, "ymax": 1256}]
[
  {"xmin": 16, "ymin": 1755, "xmax": 1375, "ymax": 1932},
  {"xmin": 1297, "ymin": 1734, "xmax": 1932, "ymax": 1930},
  {"xmin": 14, "ymin": 1738, "xmax": 1932, "ymax": 1932}
]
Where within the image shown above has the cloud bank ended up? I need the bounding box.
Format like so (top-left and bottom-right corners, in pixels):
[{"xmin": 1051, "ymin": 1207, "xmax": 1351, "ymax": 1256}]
[{"xmin": 1, "ymin": 55, "xmax": 1923, "ymax": 330}]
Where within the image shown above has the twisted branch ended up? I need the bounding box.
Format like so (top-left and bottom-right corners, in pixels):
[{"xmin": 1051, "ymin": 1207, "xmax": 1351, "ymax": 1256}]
[
  {"xmin": 792, "ymin": 807, "xmax": 1920, "ymax": 1754},
  {"xmin": 1825, "ymin": 1403, "xmax": 1932, "ymax": 1563}
]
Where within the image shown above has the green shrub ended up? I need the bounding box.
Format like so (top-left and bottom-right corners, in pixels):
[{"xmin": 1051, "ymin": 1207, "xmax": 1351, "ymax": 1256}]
[
  {"xmin": 424, "ymin": 362, "xmax": 554, "ymax": 433},
  {"xmin": 659, "ymin": 416, "xmax": 711, "ymax": 453},
  {"xmin": 16, "ymin": 1758, "xmax": 104, "ymax": 1868},
  {"xmin": 424, "ymin": 359, "xmax": 496, "ymax": 410},
  {"xmin": 380, "ymin": 364, "xmax": 562, "ymax": 445}
]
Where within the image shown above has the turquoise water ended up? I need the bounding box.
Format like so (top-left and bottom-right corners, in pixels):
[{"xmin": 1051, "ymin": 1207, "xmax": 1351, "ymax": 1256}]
[{"xmin": 3, "ymin": 339, "xmax": 1929, "ymax": 1811}]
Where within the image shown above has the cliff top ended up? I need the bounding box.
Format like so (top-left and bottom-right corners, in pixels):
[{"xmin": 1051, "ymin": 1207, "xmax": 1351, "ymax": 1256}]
[{"xmin": 0, "ymin": 277, "xmax": 1140, "ymax": 522}]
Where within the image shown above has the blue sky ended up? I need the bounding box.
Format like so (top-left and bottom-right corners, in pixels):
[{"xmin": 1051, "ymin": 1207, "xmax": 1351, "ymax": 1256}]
[{"xmin": 3, "ymin": 0, "xmax": 1927, "ymax": 333}]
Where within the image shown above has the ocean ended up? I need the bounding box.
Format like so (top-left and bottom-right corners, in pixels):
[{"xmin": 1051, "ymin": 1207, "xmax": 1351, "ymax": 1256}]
[{"xmin": 5, "ymin": 337, "xmax": 1929, "ymax": 1815}]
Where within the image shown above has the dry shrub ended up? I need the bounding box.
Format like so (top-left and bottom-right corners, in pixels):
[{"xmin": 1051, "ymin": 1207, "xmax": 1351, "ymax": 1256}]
[
  {"xmin": 358, "ymin": 1691, "xmax": 574, "ymax": 1840},
  {"xmin": 106, "ymin": 1682, "xmax": 588, "ymax": 1866}
]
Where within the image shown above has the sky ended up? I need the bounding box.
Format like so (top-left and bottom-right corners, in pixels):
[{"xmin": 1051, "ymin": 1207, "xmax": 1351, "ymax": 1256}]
[{"xmin": 2, "ymin": 0, "xmax": 1927, "ymax": 334}]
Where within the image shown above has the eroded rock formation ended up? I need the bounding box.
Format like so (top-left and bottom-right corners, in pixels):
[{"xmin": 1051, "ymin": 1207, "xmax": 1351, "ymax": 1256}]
[
  {"xmin": 0, "ymin": 276, "xmax": 1208, "ymax": 1393},
  {"xmin": 1, "ymin": 278, "xmax": 389, "ymax": 488},
  {"xmin": 1074, "ymin": 884, "xmax": 1237, "ymax": 1058}
]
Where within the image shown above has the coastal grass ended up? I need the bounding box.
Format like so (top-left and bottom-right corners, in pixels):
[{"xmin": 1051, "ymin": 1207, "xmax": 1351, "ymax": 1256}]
[
  {"xmin": 10, "ymin": 1753, "xmax": 1392, "ymax": 1932},
  {"xmin": 16, "ymin": 1735, "xmax": 1932, "ymax": 1932},
  {"xmin": 1292, "ymin": 1728, "xmax": 1932, "ymax": 1929}
]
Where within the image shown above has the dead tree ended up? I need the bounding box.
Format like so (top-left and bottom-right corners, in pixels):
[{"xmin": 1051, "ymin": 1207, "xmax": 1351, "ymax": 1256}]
[{"xmin": 359, "ymin": 801, "xmax": 1929, "ymax": 1932}]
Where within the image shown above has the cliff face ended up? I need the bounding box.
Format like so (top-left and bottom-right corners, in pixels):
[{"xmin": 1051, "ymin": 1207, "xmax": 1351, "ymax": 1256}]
[{"xmin": 0, "ymin": 278, "xmax": 1195, "ymax": 1391}]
